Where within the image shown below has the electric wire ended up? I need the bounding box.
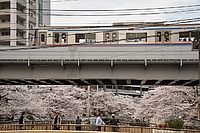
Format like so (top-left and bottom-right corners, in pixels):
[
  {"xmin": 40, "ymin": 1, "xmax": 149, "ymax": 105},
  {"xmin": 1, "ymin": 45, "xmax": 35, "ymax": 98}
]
[{"xmin": 1, "ymin": 3, "xmax": 200, "ymax": 45}]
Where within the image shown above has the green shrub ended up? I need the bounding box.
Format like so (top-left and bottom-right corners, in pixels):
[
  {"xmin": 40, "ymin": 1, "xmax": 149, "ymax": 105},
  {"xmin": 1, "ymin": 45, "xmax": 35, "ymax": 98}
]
[{"xmin": 165, "ymin": 118, "xmax": 184, "ymax": 129}]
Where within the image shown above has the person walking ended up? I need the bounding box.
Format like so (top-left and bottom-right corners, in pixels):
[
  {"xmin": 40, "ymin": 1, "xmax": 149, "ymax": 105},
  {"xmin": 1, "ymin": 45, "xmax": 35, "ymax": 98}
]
[
  {"xmin": 75, "ymin": 116, "xmax": 82, "ymax": 130},
  {"xmin": 19, "ymin": 112, "xmax": 25, "ymax": 130},
  {"xmin": 110, "ymin": 114, "xmax": 118, "ymax": 132},
  {"xmin": 89, "ymin": 114, "xmax": 96, "ymax": 131},
  {"xmin": 95, "ymin": 113, "xmax": 105, "ymax": 131},
  {"xmin": 53, "ymin": 112, "xmax": 62, "ymax": 130}
]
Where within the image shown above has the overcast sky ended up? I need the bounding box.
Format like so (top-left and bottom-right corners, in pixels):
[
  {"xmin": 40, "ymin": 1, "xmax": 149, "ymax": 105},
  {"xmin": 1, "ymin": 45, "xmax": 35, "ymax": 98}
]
[{"xmin": 51, "ymin": 0, "xmax": 200, "ymax": 26}]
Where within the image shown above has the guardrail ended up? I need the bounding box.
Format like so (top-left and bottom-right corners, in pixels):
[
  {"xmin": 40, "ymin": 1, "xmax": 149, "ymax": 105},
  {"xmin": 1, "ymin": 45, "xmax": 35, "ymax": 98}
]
[
  {"xmin": 0, "ymin": 124, "xmax": 199, "ymax": 133},
  {"xmin": 0, "ymin": 51, "xmax": 198, "ymax": 63}
]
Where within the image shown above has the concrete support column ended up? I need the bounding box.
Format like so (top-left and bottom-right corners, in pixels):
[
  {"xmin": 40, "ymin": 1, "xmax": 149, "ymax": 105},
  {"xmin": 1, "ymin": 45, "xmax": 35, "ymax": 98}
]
[
  {"xmin": 140, "ymin": 85, "xmax": 143, "ymax": 97},
  {"xmin": 103, "ymin": 85, "xmax": 106, "ymax": 92},
  {"xmin": 87, "ymin": 86, "xmax": 90, "ymax": 117},
  {"xmin": 10, "ymin": 0, "xmax": 17, "ymax": 46},
  {"xmin": 115, "ymin": 85, "xmax": 118, "ymax": 95}
]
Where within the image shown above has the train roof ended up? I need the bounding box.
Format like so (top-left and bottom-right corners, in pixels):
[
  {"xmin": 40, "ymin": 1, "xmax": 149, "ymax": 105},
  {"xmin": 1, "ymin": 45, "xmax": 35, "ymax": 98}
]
[{"xmin": 37, "ymin": 23, "xmax": 200, "ymax": 31}]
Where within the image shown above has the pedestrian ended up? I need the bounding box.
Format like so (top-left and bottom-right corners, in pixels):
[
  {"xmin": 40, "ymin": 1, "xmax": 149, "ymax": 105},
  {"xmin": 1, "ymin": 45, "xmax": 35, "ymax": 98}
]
[
  {"xmin": 109, "ymin": 114, "xmax": 118, "ymax": 132},
  {"xmin": 75, "ymin": 116, "xmax": 82, "ymax": 130},
  {"xmin": 19, "ymin": 112, "xmax": 25, "ymax": 130},
  {"xmin": 95, "ymin": 113, "xmax": 105, "ymax": 131},
  {"xmin": 53, "ymin": 112, "xmax": 62, "ymax": 130},
  {"xmin": 89, "ymin": 114, "xmax": 96, "ymax": 131}
]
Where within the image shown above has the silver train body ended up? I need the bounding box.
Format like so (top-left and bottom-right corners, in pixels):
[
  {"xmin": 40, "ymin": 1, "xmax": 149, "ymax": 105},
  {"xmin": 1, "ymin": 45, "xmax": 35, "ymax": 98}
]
[{"xmin": 34, "ymin": 24, "xmax": 200, "ymax": 47}]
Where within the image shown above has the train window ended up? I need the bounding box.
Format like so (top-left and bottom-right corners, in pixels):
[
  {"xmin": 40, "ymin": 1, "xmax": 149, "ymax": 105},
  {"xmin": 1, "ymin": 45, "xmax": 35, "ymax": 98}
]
[
  {"xmin": 137, "ymin": 33, "xmax": 147, "ymax": 42},
  {"xmin": 39, "ymin": 32, "xmax": 46, "ymax": 45},
  {"xmin": 126, "ymin": 33, "xmax": 136, "ymax": 41},
  {"xmin": 75, "ymin": 33, "xmax": 85, "ymax": 43},
  {"xmin": 126, "ymin": 33, "xmax": 147, "ymax": 42},
  {"xmin": 86, "ymin": 33, "xmax": 96, "ymax": 43},
  {"xmin": 41, "ymin": 34, "xmax": 45, "ymax": 42},
  {"xmin": 54, "ymin": 33, "xmax": 60, "ymax": 43},
  {"xmin": 179, "ymin": 31, "xmax": 196, "ymax": 42}
]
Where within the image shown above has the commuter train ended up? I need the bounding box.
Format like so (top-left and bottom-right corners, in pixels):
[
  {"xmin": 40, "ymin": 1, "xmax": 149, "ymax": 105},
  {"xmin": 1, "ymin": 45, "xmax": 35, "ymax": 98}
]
[{"xmin": 34, "ymin": 23, "xmax": 200, "ymax": 47}]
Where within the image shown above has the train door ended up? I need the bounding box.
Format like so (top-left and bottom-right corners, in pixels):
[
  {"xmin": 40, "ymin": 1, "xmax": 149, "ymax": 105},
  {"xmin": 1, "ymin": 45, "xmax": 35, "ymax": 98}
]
[
  {"xmin": 155, "ymin": 31, "xmax": 171, "ymax": 43},
  {"xmin": 164, "ymin": 31, "xmax": 170, "ymax": 42},
  {"xmin": 53, "ymin": 32, "xmax": 60, "ymax": 45},
  {"xmin": 39, "ymin": 32, "xmax": 46, "ymax": 45},
  {"xmin": 61, "ymin": 33, "xmax": 67, "ymax": 45},
  {"xmin": 103, "ymin": 32, "xmax": 110, "ymax": 44},
  {"xmin": 112, "ymin": 32, "xmax": 119, "ymax": 44},
  {"xmin": 103, "ymin": 32, "xmax": 118, "ymax": 44},
  {"xmin": 53, "ymin": 32, "xmax": 68, "ymax": 45}
]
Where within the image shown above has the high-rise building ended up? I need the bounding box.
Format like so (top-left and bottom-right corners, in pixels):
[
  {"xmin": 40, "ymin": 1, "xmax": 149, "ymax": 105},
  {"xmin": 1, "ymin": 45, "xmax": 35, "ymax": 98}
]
[
  {"xmin": 36, "ymin": 0, "xmax": 51, "ymax": 27},
  {"xmin": 0, "ymin": 0, "xmax": 51, "ymax": 46}
]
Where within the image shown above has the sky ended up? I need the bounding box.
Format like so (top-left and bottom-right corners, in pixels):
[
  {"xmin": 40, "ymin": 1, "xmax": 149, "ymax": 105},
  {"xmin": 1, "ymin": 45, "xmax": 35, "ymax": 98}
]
[{"xmin": 51, "ymin": 0, "xmax": 200, "ymax": 26}]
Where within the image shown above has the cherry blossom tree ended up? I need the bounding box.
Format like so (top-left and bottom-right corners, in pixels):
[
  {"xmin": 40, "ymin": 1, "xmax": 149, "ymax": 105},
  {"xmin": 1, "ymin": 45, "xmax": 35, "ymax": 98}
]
[{"xmin": 0, "ymin": 85, "xmax": 197, "ymax": 126}]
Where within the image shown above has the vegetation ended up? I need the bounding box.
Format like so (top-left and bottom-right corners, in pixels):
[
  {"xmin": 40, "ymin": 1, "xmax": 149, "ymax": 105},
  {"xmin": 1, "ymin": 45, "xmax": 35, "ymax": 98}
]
[{"xmin": 165, "ymin": 118, "xmax": 184, "ymax": 129}]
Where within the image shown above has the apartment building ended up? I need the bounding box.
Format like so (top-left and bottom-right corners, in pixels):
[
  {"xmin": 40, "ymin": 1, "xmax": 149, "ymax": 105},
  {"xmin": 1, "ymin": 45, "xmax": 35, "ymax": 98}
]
[{"xmin": 0, "ymin": 0, "xmax": 50, "ymax": 46}]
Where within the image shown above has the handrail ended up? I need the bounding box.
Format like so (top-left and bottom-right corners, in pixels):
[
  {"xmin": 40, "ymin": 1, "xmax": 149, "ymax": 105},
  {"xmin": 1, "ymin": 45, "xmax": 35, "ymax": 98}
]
[{"xmin": 0, "ymin": 124, "xmax": 200, "ymax": 133}]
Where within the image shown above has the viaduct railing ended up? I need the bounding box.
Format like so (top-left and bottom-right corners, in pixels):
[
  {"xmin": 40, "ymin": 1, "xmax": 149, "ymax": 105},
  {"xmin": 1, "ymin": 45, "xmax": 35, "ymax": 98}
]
[{"xmin": 0, "ymin": 124, "xmax": 200, "ymax": 133}]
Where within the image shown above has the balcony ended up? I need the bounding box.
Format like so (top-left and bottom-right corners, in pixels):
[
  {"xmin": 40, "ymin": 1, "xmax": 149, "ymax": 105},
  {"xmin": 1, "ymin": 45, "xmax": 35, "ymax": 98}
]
[
  {"xmin": 0, "ymin": 35, "xmax": 10, "ymax": 41},
  {"xmin": 29, "ymin": 16, "xmax": 36, "ymax": 24},
  {"xmin": 17, "ymin": 37, "xmax": 26, "ymax": 45},
  {"xmin": 0, "ymin": 0, "xmax": 10, "ymax": 2},
  {"xmin": 29, "ymin": 29, "xmax": 35, "ymax": 35},
  {"xmin": 17, "ymin": 0, "xmax": 26, "ymax": 7},
  {"xmin": 0, "ymin": 9, "xmax": 10, "ymax": 16},
  {"xmin": 17, "ymin": 11, "xmax": 26, "ymax": 20},
  {"xmin": 29, "ymin": 4, "xmax": 36, "ymax": 11},
  {"xmin": 17, "ymin": 24, "xmax": 26, "ymax": 31},
  {"xmin": 0, "ymin": 23, "xmax": 10, "ymax": 29}
]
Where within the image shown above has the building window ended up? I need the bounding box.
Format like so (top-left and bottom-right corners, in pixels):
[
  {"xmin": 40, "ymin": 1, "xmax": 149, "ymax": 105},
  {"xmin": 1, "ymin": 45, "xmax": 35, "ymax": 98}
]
[
  {"xmin": 29, "ymin": 10, "xmax": 34, "ymax": 17},
  {"xmin": 29, "ymin": 34, "xmax": 34, "ymax": 41},
  {"xmin": 126, "ymin": 33, "xmax": 147, "ymax": 42},
  {"xmin": 2, "ymin": 31, "xmax": 10, "ymax": 36},
  {"xmin": 2, "ymin": 19, "xmax": 10, "ymax": 23},
  {"xmin": 29, "ymin": 0, "xmax": 34, "ymax": 5},
  {"xmin": 0, "ymin": 2, "xmax": 10, "ymax": 9},
  {"xmin": 29, "ymin": 23, "xmax": 34, "ymax": 29}
]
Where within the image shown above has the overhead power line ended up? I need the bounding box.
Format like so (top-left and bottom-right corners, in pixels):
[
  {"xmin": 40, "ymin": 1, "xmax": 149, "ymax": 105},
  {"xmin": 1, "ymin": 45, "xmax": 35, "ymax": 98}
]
[
  {"xmin": 4, "ymin": 7, "xmax": 200, "ymax": 17},
  {"xmin": 36, "ymin": 4, "xmax": 200, "ymax": 12}
]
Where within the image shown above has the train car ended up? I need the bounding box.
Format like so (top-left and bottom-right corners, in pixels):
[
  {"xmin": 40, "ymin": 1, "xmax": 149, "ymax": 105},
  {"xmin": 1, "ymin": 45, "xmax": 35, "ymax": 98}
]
[{"xmin": 34, "ymin": 23, "xmax": 200, "ymax": 46}]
